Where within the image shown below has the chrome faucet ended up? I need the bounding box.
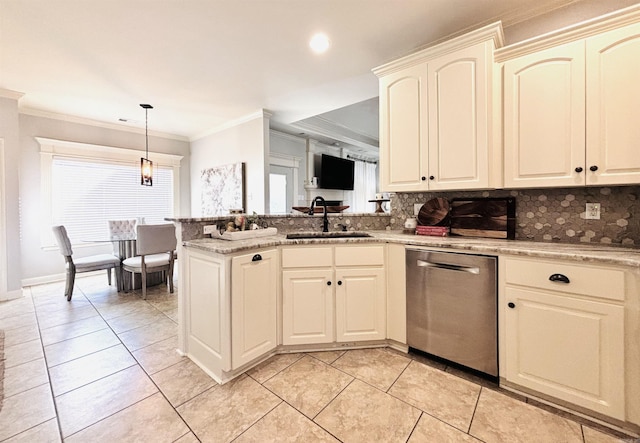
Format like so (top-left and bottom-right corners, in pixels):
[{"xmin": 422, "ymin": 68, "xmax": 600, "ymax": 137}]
[{"xmin": 309, "ymin": 196, "xmax": 329, "ymax": 232}]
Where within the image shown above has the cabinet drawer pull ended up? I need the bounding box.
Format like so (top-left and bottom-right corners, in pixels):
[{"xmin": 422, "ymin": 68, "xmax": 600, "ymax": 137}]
[
  {"xmin": 252, "ymin": 254, "xmax": 262, "ymax": 262},
  {"xmin": 338, "ymin": 280, "xmax": 342, "ymax": 285},
  {"xmin": 327, "ymin": 281, "xmax": 332, "ymax": 286},
  {"xmin": 589, "ymin": 165, "xmax": 598, "ymax": 172},
  {"xmin": 421, "ymin": 176, "xmax": 427, "ymax": 181},
  {"xmin": 575, "ymin": 167, "xmax": 583, "ymax": 173},
  {"xmin": 508, "ymin": 302, "xmax": 516, "ymax": 309},
  {"xmin": 549, "ymin": 273, "xmax": 570, "ymax": 284}
]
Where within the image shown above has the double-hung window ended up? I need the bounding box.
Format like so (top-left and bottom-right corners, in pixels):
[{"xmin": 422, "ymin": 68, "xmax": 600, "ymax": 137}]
[{"xmin": 38, "ymin": 137, "xmax": 183, "ymax": 246}]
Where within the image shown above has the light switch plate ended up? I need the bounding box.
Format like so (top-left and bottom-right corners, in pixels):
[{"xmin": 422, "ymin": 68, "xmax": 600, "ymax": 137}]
[{"xmin": 585, "ymin": 203, "xmax": 601, "ymax": 220}]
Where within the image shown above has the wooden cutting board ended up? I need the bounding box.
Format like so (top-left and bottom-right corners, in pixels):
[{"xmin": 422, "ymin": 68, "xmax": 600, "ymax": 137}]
[{"xmin": 449, "ymin": 197, "xmax": 516, "ymax": 239}]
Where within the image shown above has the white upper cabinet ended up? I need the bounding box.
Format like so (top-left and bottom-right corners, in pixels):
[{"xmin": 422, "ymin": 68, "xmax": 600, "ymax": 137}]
[
  {"xmin": 378, "ymin": 64, "xmax": 429, "ymax": 192},
  {"xmin": 499, "ymin": 9, "xmax": 640, "ymax": 188},
  {"xmin": 427, "ymin": 41, "xmax": 493, "ymax": 190},
  {"xmin": 503, "ymin": 41, "xmax": 586, "ymax": 188},
  {"xmin": 586, "ymin": 21, "xmax": 640, "ymax": 185},
  {"xmin": 374, "ymin": 23, "xmax": 504, "ymax": 192}
]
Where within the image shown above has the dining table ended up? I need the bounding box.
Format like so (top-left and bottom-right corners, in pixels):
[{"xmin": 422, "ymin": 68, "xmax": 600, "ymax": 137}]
[{"xmin": 83, "ymin": 233, "xmax": 165, "ymax": 292}]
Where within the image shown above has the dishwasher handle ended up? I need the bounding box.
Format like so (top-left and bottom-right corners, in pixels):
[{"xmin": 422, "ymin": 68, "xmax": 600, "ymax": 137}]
[{"xmin": 417, "ymin": 259, "xmax": 480, "ymax": 274}]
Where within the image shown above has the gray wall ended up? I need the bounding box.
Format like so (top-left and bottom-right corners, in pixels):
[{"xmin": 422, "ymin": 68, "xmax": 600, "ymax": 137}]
[{"xmin": 18, "ymin": 113, "xmax": 191, "ymax": 283}]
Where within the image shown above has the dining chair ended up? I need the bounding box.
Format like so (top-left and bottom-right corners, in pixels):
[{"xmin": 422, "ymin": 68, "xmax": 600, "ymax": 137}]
[
  {"xmin": 52, "ymin": 225, "xmax": 122, "ymax": 301},
  {"xmin": 107, "ymin": 219, "xmax": 137, "ymax": 255},
  {"xmin": 122, "ymin": 223, "xmax": 177, "ymax": 300}
]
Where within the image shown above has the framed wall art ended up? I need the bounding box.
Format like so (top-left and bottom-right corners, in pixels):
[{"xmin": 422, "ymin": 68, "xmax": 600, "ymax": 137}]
[{"xmin": 201, "ymin": 162, "xmax": 246, "ymax": 216}]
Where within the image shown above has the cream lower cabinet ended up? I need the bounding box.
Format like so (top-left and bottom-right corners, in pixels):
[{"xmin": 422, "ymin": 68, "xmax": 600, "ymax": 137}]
[
  {"xmin": 502, "ymin": 257, "xmax": 625, "ymax": 420},
  {"xmin": 182, "ymin": 247, "xmax": 277, "ymax": 381},
  {"xmin": 282, "ymin": 268, "xmax": 334, "ymax": 345},
  {"xmin": 335, "ymin": 267, "xmax": 386, "ymax": 342},
  {"xmin": 282, "ymin": 244, "xmax": 386, "ymax": 346},
  {"xmin": 230, "ymin": 249, "xmax": 278, "ymax": 368}
]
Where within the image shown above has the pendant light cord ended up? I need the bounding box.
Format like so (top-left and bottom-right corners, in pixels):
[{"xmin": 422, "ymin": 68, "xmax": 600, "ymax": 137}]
[{"xmin": 145, "ymin": 107, "xmax": 149, "ymax": 159}]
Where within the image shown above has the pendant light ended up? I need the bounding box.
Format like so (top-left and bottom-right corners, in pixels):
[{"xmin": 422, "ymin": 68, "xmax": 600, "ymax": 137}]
[{"xmin": 140, "ymin": 103, "xmax": 153, "ymax": 186}]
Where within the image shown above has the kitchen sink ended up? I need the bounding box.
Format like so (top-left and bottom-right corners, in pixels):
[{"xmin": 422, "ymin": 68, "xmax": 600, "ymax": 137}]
[{"xmin": 286, "ymin": 231, "xmax": 372, "ymax": 239}]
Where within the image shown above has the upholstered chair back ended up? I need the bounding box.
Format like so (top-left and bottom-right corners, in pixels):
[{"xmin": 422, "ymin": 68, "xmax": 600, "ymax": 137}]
[
  {"xmin": 108, "ymin": 219, "xmax": 137, "ymax": 238},
  {"xmin": 135, "ymin": 224, "xmax": 177, "ymax": 256},
  {"xmin": 52, "ymin": 225, "xmax": 73, "ymax": 257}
]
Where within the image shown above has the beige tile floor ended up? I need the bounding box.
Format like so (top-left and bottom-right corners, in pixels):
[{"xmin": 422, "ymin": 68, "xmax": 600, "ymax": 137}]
[{"xmin": 0, "ymin": 273, "xmax": 636, "ymax": 442}]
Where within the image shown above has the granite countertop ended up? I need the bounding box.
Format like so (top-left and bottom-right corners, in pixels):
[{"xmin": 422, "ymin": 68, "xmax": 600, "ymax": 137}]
[{"xmin": 183, "ymin": 230, "xmax": 640, "ymax": 268}]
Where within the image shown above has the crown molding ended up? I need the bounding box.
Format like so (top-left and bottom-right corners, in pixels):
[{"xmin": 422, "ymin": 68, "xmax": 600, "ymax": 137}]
[
  {"xmin": 0, "ymin": 88, "xmax": 25, "ymax": 100},
  {"xmin": 191, "ymin": 109, "xmax": 273, "ymax": 142},
  {"xmin": 373, "ymin": 22, "xmax": 504, "ymax": 77},
  {"xmin": 497, "ymin": 0, "xmax": 581, "ymax": 28},
  {"xmin": 20, "ymin": 107, "xmax": 189, "ymax": 142},
  {"xmin": 495, "ymin": 3, "xmax": 640, "ymax": 62}
]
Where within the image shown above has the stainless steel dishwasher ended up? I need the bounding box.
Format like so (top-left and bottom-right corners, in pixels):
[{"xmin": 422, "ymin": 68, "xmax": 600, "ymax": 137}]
[{"xmin": 406, "ymin": 248, "xmax": 498, "ymax": 377}]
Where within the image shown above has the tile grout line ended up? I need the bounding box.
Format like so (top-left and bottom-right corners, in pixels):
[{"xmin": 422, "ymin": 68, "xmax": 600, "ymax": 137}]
[
  {"xmin": 79, "ymin": 280, "xmax": 200, "ymax": 442},
  {"xmin": 28, "ymin": 277, "xmax": 188, "ymax": 441},
  {"xmin": 29, "ymin": 286, "xmax": 66, "ymax": 443}
]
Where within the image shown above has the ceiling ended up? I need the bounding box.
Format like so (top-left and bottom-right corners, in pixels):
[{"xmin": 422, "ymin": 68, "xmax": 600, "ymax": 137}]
[{"xmin": 1, "ymin": 0, "xmax": 586, "ymax": 140}]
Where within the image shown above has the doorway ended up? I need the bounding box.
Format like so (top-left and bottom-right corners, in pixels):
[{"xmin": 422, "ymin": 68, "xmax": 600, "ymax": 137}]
[{"xmin": 269, "ymin": 165, "xmax": 294, "ymax": 214}]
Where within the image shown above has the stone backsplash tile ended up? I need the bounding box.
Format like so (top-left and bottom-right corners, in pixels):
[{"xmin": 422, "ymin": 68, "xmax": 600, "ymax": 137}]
[
  {"xmin": 176, "ymin": 213, "xmax": 392, "ymax": 242},
  {"xmin": 391, "ymin": 186, "xmax": 639, "ymax": 246}
]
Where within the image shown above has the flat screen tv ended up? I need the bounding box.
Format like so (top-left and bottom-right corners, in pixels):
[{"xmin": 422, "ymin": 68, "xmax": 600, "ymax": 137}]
[{"xmin": 318, "ymin": 154, "xmax": 355, "ymax": 190}]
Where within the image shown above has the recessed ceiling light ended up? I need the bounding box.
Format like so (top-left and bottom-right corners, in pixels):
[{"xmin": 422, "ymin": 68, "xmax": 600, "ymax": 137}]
[{"xmin": 309, "ymin": 33, "xmax": 330, "ymax": 54}]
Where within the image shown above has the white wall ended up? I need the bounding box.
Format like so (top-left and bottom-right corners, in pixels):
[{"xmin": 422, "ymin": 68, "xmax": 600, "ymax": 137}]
[
  {"xmin": 18, "ymin": 113, "xmax": 191, "ymax": 283},
  {"xmin": 0, "ymin": 95, "xmax": 22, "ymax": 296},
  {"xmin": 190, "ymin": 111, "xmax": 270, "ymax": 216}
]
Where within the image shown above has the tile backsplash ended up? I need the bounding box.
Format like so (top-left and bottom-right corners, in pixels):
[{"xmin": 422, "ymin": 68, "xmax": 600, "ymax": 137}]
[{"xmin": 390, "ymin": 186, "xmax": 639, "ymax": 247}]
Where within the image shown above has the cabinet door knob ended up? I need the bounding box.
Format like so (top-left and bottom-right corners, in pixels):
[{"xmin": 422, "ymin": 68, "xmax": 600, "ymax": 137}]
[
  {"xmin": 429, "ymin": 175, "xmax": 435, "ymax": 180},
  {"xmin": 421, "ymin": 176, "xmax": 426, "ymax": 181},
  {"xmin": 327, "ymin": 281, "xmax": 332, "ymax": 286},
  {"xmin": 337, "ymin": 280, "xmax": 342, "ymax": 285},
  {"xmin": 549, "ymin": 273, "xmax": 570, "ymax": 284},
  {"xmin": 508, "ymin": 302, "xmax": 516, "ymax": 309},
  {"xmin": 251, "ymin": 254, "xmax": 262, "ymax": 262},
  {"xmin": 589, "ymin": 165, "xmax": 598, "ymax": 172},
  {"xmin": 575, "ymin": 167, "xmax": 583, "ymax": 173}
]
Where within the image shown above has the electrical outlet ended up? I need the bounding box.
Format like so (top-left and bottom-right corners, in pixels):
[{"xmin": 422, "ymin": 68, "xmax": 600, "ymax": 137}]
[
  {"xmin": 414, "ymin": 203, "xmax": 423, "ymax": 215},
  {"xmin": 585, "ymin": 203, "xmax": 601, "ymax": 220}
]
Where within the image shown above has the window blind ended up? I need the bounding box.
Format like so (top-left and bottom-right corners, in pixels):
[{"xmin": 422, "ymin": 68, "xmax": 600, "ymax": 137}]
[{"xmin": 51, "ymin": 157, "xmax": 174, "ymax": 243}]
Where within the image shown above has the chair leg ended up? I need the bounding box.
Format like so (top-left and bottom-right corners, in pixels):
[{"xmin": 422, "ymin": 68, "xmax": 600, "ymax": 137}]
[
  {"xmin": 114, "ymin": 267, "xmax": 122, "ymax": 292},
  {"xmin": 168, "ymin": 268, "xmax": 174, "ymax": 294},
  {"xmin": 124, "ymin": 270, "xmax": 131, "ymax": 293},
  {"xmin": 66, "ymin": 268, "xmax": 76, "ymax": 301},
  {"xmin": 107, "ymin": 268, "xmax": 112, "ymax": 286},
  {"xmin": 141, "ymin": 269, "xmax": 147, "ymax": 300}
]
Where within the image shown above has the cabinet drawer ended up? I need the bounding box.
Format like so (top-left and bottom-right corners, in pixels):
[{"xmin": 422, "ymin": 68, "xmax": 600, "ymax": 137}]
[
  {"xmin": 504, "ymin": 257, "xmax": 624, "ymax": 301},
  {"xmin": 282, "ymin": 247, "xmax": 332, "ymax": 268},
  {"xmin": 335, "ymin": 245, "xmax": 384, "ymax": 267}
]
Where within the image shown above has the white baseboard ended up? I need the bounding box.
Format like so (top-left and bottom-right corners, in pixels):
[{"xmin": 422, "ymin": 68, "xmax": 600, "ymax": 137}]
[
  {"xmin": 21, "ymin": 270, "xmax": 106, "ymax": 288},
  {"xmin": 21, "ymin": 273, "xmax": 67, "ymax": 287},
  {"xmin": 0, "ymin": 288, "xmax": 23, "ymax": 301}
]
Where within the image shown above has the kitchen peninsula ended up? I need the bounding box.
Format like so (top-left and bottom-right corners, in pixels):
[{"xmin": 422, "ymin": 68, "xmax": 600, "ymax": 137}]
[{"xmin": 168, "ymin": 213, "xmax": 640, "ymax": 434}]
